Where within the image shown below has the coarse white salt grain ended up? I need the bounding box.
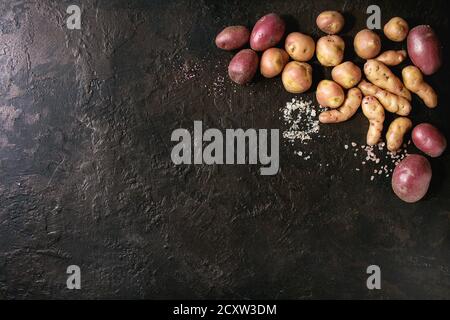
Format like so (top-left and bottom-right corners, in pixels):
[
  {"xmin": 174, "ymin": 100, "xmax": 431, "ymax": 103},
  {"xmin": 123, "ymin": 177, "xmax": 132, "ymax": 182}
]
[
  {"xmin": 280, "ymin": 97, "xmax": 323, "ymax": 159},
  {"xmin": 344, "ymin": 145, "xmax": 349, "ymax": 149}
]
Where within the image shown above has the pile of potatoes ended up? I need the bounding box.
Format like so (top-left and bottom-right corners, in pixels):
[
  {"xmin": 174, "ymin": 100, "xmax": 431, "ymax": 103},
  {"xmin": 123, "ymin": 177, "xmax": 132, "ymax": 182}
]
[{"xmin": 215, "ymin": 12, "xmax": 446, "ymax": 203}]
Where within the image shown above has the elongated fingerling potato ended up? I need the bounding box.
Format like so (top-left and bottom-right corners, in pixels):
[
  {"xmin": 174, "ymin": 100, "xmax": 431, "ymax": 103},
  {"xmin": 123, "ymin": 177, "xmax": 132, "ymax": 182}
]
[
  {"xmin": 362, "ymin": 96, "xmax": 385, "ymax": 146},
  {"xmin": 364, "ymin": 59, "xmax": 411, "ymax": 101},
  {"xmin": 386, "ymin": 117, "xmax": 413, "ymax": 152},
  {"xmin": 319, "ymin": 88, "xmax": 362, "ymax": 123},
  {"xmin": 358, "ymin": 80, "xmax": 411, "ymax": 116},
  {"xmin": 402, "ymin": 66, "xmax": 438, "ymax": 108},
  {"xmin": 375, "ymin": 50, "xmax": 407, "ymax": 66}
]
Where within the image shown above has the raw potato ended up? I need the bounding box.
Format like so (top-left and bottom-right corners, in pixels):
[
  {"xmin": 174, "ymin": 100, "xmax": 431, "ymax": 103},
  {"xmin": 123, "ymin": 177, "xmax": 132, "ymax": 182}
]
[
  {"xmin": 386, "ymin": 117, "xmax": 413, "ymax": 152},
  {"xmin": 384, "ymin": 17, "xmax": 409, "ymax": 42},
  {"xmin": 392, "ymin": 154, "xmax": 432, "ymax": 203},
  {"xmin": 375, "ymin": 50, "xmax": 407, "ymax": 66},
  {"xmin": 354, "ymin": 29, "xmax": 381, "ymax": 59},
  {"xmin": 260, "ymin": 48, "xmax": 289, "ymax": 78},
  {"xmin": 316, "ymin": 11, "xmax": 345, "ymax": 35},
  {"xmin": 407, "ymin": 25, "xmax": 442, "ymax": 75},
  {"xmin": 364, "ymin": 60, "xmax": 411, "ymax": 101},
  {"xmin": 285, "ymin": 32, "xmax": 315, "ymax": 62},
  {"xmin": 402, "ymin": 66, "xmax": 438, "ymax": 108},
  {"xmin": 412, "ymin": 123, "xmax": 447, "ymax": 157},
  {"xmin": 215, "ymin": 26, "xmax": 250, "ymax": 51},
  {"xmin": 319, "ymin": 88, "xmax": 362, "ymax": 123},
  {"xmin": 331, "ymin": 61, "xmax": 362, "ymax": 89},
  {"xmin": 228, "ymin": 49, "xmax": 259, "ymax": 85},
  {"xmin": 316, "ymin": 80, "xmax": 345, "ymax": 108},
  {"xmin": 282, "ymin": 61, "xmax": 313, "ymax": 94},
  {"xmin": 362, "ymin": 96, "xmax": 385, "ymax": 146},
  {"xmin": 250, "ymin": 13, "xmax": 285, "ymax": 51},
  {"xmin": 358, "ymin": 80, "xmax": 411, "ymax": 116},
  {"xmin": 316, "ymin": 35, "xmax": 345, "ymax": 67}
]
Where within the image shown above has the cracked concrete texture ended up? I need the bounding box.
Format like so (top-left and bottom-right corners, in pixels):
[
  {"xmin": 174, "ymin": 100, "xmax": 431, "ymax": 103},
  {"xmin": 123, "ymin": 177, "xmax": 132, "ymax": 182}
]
[{"xmin": 0, "ymin": 0, "xmax": 449, "ymax": 299}]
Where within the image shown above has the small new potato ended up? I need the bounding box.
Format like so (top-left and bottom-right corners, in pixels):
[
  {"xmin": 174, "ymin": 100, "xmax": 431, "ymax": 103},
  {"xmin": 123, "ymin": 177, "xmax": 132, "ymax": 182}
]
[
  {"xmin": 215, "ymin": 26, "xmax": 250, "ymax": 51},
  {"xmin": 392, "ymin": 154, "xmax": 432, "ymax": 203},
  {"xmin": 282, "ymin": 61, "xmax": 313, "ymax": 94},
  {"xmin": 260, "ymin": 48, "xmax": 289, "ymax": 78},
  {"xmin": 384, "ymin": 17, "xmax": 409, "ymax": 42},
  {"xmin": 250, "ymin": 13, "xmax": 286, "ymax": 51},
  {"xmin": 316, "ymin": 35, "xmax": 345, "ymax": 67},
  {"xmin": 407, "ymin": 25, "xmax": 442, "ymax": 75},
  {"xmin": 354, "ymin": 29, "xmax": 381, "ymax": 59},
  {"xmin": 316, "ymin": 11, "xmax": 345, "ymax": 35},
  {"xmin": 285, "ymin": 32, "xmax": 315, "ymax": 62},
  {"xmin": 316, "ymin": 80, "xmax": 345, "ymax": 108},
  {"xmin": 386, "ymin": 117, "xmax": 413, "ymax": 152},
  {"xmin": 331, "ymin": 61, "xmax": 362, "ymax": 89},
  {"xmin": 228, "ymin": 49, "xmax": 259, "ymax": 85},
  {"xmin": 412, "ymin": 123, "xmax": 447, "ymax": 158}
]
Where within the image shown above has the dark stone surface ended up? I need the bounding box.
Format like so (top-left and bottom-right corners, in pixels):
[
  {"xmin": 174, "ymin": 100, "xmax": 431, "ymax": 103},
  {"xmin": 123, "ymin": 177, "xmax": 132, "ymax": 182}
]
[{"xmin": 0, "ymin": 0, "xmax": 449, "ymax": 299}]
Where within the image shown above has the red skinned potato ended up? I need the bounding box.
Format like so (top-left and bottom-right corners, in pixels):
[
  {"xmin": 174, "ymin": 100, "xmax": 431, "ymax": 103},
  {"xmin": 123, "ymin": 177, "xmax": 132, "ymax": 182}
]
[
  {"xmin": 260, "ymin": 48, "xmax": 289, "ymax": 78},
  {"xmin": 228, "ymin": 49, "xmax": 259, "ymax": 85},
  {"xmin": 392, "ymin": 154, "xmax": 432, "ymax": 203},
  {"xmin": 407, "ymin": 25, "xmax": 442, "ymax": 75},
  {"xmin": 250, "ymin": 13, "xmax": 285, "ymax": 51},
  {"xmin": 412, "ymin": 123, "xmax": 447, "ymax": 158},
  {"xmin": 215, "ymin": 26, "xmax": 250, "ymax": 51}
]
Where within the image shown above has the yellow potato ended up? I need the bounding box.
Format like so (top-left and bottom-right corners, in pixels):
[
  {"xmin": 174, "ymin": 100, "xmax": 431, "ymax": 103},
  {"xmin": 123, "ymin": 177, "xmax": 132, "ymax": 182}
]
[
  {"xmin": 384, "ymin": 17, "xmax": 409, "ymax": 42},
  {"xmin": 354, "ymin": 29, "xmax": 381, "ymax": 59},
  {"xmin": 331, "ymin": 61, "xmax": 362, "ymax": 89},
  {"xmin": 316, "ymin": 35, "xmax": 345, "ymax": 67},
  {"xmin": 316, "ymin": 11, "xmax": 345, "ymax": 34},
  {"xmin": 402, "ymin": 66, "xmax": 438, "ymax": 108},
  {"xmin": 260, "ymin": 48, "xmax": 289, "ymax": 78},
  {"xmin": 319, "ymin": 88, "xmax": 362, "ymax": 123},
  {"xmin": 282, "ymin": 61, "xmax": 313, "ymax": 94},
  {"xmin": 316, "ymin": 80, "xmax": 345, "ymax": 108},
  {"xmin": 285, "ymin": 32, "xmax": 315, "ymax": 62},
  {"xmin": 358, "ymin": 80, "xmax": 411, "ymax": 116},
  {"xmin": 364, "ymin": 59, "xmax": 411, "ymax": 101},
  {"xmin": 386, "ymin": 117, "xmax": 413, "ymax": 152},
  {"xmin": 375, "ymin": 50, "xmax": 407, "ymax": 66},
  {"xmin": 362, "ymin": 96, "xmax": 385, "ymax": 146}
]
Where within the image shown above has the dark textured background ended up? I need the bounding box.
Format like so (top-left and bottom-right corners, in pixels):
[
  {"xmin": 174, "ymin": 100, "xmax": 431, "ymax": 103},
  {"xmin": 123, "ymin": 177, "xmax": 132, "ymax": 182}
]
[{"xmin": 0, "ymin": 0, "xmax": 449, "ymax": 299}]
